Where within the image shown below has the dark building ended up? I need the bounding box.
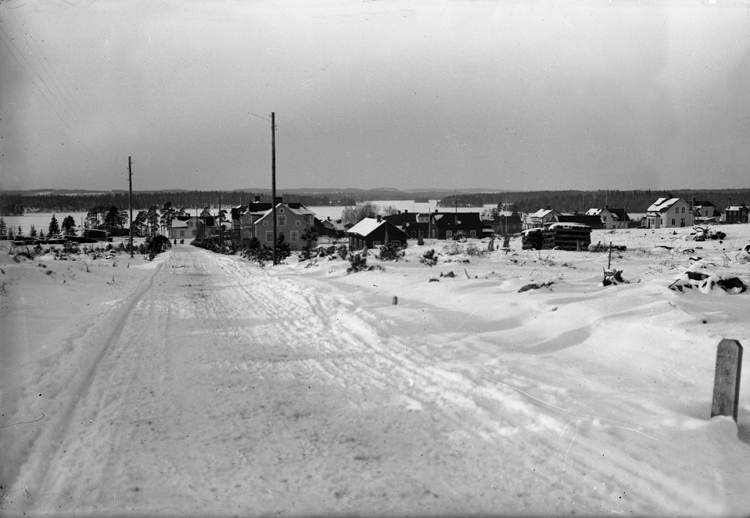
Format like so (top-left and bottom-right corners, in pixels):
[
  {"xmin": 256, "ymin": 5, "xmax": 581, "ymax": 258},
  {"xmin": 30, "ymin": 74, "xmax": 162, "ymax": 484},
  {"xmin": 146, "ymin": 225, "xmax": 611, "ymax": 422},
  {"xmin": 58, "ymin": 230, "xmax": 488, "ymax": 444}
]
[
  {"xmin": 347, "ymin": 217, "xmax": 409, "ymax": 249},
  {"xmin": 428, "ymin": 211, "xmax": 489, "ymax": 239}
]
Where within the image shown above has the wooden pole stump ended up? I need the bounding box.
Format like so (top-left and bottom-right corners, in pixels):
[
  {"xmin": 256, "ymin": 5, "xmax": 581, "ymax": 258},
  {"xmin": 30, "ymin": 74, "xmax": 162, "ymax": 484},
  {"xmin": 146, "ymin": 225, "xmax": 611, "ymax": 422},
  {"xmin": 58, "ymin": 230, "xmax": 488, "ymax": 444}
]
[{"xmin": 711, "ymin": 339, "xmax": 743, "ymax": 422}]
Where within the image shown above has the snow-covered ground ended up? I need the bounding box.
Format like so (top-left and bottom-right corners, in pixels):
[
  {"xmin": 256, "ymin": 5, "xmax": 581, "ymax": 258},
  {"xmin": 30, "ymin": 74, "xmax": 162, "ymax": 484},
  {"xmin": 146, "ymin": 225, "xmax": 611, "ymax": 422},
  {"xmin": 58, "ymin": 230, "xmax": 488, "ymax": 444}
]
[{"xmin": 1, "ymin": 225, "xmax": 749, "ymax": 517}]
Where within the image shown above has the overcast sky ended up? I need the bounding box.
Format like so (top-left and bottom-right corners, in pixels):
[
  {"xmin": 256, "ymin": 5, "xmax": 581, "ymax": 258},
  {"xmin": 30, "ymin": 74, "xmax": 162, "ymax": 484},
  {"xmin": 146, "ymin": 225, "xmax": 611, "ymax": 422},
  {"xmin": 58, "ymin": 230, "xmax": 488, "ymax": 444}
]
[{"xmin": 1, "ymin": 0, "xmax": 749, "ymax": 192}]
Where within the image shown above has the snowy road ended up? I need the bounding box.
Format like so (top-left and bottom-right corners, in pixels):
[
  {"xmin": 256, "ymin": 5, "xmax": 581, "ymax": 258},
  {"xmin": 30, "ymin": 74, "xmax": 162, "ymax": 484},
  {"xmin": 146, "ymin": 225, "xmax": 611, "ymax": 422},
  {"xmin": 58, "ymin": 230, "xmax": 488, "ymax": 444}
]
[{"xmin": 3, "ymin": 245, "xmax": 746, "ymax": 516}]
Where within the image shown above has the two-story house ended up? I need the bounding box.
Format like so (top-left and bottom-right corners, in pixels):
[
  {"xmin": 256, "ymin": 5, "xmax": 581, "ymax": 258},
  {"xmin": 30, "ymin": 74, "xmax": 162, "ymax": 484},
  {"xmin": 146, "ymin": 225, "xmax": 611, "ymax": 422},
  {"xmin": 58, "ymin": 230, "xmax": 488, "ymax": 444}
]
[
  {"xmin": 524, "ymin": 208, "xmax": 560, "ymax": 229},
  {"xmin": 243, "ymin": 201, "xmax": 316, "ymax": 251},
  {"xmin": 427, "ymin": 210, "xmax": 488, "ymax": 239},
  {"xmin": 168, "ymin": 216, "xmax": 200, "ymax": 240},
  {"xmin": 645, "ymin": 197, "xmax": 694, "ymax": 229},
  {"xmin": 692, "ymin": 201, "xmax": 721, "ymax": 224},
  {"xmin": 383, "ymin": 210, "xmax": 430, "ymax": 240},
  {"xmin": 725, "ymin": 204, "xmax": 749, "ymax": 224}
]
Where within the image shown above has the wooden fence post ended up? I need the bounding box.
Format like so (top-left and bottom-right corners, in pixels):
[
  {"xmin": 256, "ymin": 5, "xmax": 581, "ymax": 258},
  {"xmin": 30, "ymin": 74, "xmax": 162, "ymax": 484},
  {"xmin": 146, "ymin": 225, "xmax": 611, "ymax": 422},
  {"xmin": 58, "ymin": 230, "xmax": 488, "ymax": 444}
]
[{"xmin": 711, "ymin": 339, "xmax": 743, "ymax": 422}]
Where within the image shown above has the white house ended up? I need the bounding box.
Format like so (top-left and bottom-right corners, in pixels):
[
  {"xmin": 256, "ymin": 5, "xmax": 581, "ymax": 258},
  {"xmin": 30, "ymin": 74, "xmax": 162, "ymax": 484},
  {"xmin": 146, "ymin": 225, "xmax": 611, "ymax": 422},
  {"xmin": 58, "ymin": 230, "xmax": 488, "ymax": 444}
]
[
  {"xmin": 524, "ymin": 208, "xmax": 560, "ymax": 229},
  {"xmin": 585, "ymin": 207, "xmax": 630, "ymax": 229},
  {"xmin": 168, "ymin": 217, "xmax": 199, "ymax": 240},
  {"xmin": 645, "ymin": 197, "xmax": 694, "ymax": 229}
]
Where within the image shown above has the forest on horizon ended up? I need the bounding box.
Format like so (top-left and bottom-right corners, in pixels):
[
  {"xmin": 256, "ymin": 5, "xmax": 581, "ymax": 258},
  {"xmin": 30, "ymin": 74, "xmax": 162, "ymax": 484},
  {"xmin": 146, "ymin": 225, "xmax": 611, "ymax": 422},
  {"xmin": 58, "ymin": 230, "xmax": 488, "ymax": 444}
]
[{"xmin": 1, "ymin": 188, "xmax": 749, "ymax": 216}]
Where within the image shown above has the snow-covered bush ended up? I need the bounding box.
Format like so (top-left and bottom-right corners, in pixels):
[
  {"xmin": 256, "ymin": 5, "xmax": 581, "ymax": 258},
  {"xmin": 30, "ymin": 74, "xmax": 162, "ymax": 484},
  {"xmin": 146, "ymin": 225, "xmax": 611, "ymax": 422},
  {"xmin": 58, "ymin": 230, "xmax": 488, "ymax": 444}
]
[
  {"xmin": 465, "ymin": 243, "xmax": 489, "ymax": 257},
  {"xmin": 441, "ymin": 242, "xmax": 463, "ymax": 256},
  {"xmin": 420, "ymin": 249, "xmax": 438, "ymax": 267},
  {"xmin": 347, "ymin": 250, "xmax": 368, "ymax": 273},
  {"xmin": 379, "ymin": 241, "xmax": 405, "ymax": 261}
]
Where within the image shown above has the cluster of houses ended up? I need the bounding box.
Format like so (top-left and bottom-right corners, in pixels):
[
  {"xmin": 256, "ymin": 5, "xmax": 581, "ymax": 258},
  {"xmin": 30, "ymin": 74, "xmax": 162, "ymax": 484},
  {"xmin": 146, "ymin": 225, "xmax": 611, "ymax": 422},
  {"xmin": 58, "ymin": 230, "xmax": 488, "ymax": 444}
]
[
  {"xmin": 167, "ymin": 197, "xmax": 346, "ymax": 251},
  {"xmin": 163, "ymin": 195, "xmax": 749, "ymax": 251}
]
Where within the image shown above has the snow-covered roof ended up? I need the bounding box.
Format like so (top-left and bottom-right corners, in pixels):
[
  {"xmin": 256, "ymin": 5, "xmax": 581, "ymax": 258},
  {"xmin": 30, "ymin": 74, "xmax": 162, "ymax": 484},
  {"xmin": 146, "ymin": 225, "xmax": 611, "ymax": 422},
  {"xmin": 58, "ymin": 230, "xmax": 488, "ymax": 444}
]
[
  {"xmin": 529, "ymin": 208, "xmax": 557, "ymax": 219},
  {"xmin": 287, "ymin": 205, "xmax": 315, "ymax": 217},
  {"xmin": 348, "ymin": 218, "xmax": 385, "ymax": 236},
  {"xmin": 726, "ymin": 206, "xmax": 747, "ymax": 211},
  {"xmin": 171, "ymin": 219, "xmax": 188, "ymax": 229},
  {"xmin": 647, "ymin": 198, "xmax": 681, "ymax": 213},
  {"xmin": 585, "ymin": 208, "xmax": 603, "ymax": 216}
]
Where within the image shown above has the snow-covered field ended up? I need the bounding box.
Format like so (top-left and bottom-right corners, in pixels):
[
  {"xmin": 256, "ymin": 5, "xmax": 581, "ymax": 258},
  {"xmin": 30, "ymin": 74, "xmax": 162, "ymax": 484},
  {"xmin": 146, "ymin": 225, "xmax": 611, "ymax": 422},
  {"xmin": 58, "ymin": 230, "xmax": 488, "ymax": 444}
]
[{"xmin": 1, "ymin": 225, "xmax": 749, "ymax": 517}]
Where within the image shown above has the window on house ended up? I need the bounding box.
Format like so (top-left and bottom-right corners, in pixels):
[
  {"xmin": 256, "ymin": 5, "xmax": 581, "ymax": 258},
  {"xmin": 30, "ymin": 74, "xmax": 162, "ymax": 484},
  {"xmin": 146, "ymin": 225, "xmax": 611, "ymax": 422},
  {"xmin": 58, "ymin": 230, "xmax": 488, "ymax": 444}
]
[
  {"xmin": 470, "ymin": 230, "xmax": 476, "ymax": 238},
  {"xmin": 265, "ymin": 231, "xmax": 273, "ymax": 242},
  {"xmin": 279, "ymin": 208, "xmax": 284, "ymax": 214},
  {"xmin": 291, "ymin": 230, "xmax": 299, "ymax": 242},
  {"xmin": 277, "ymin": 215, "xmax": 287, "ymax": 226},
  {"xmin": 681, "ymin": 207, "xmax": 685, "ymax": 213},
  {"xmin": 373, "ymin": 241, "xmax": 381, "ymax": 246},
  {"xmin": 411, "ymin": 231, "xmax": 416, "ymax": 238},
  {"xmin": 296, "ymin": 221, "xmax": 300, "ymax": 226},
  {"xmin": 446, "ymin": 230, "xmax": 453, "ymax": 239},
  {"xmin": 180, "ymin": 230, "xmax": 184, "ymax": 237},
  {"xmin": 671, "ymin": 219, "xmax": 675, "ymax": 225},
  {"xmin": 263, "ymin": 220, "xmax": 269, "ymax": 226}
]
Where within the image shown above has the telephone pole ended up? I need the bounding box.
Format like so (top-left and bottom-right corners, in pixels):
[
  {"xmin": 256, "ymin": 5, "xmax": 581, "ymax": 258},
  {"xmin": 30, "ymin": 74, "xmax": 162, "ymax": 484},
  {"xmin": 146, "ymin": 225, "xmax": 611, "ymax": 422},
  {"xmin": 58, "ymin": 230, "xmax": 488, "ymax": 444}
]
[
  {"xmin": 271, "ymin": 112, "xmax": 277, "ymax": 266},
  {"xmin": 128, "ymin": 156, "xmax": 134, "ymax": 258}
]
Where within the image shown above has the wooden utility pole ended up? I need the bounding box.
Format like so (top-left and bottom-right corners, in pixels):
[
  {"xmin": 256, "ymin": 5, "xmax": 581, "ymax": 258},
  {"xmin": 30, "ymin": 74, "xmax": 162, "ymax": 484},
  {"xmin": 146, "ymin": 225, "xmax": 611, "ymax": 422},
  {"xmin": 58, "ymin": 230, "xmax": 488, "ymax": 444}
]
[
  {"xmin": 271, "ymin": 112, "xmax": 277, "ymax": 265},
  {"xmin": 128, "ymin": 156, "xmax": 134, "ymax": 258},
  {"xmin": 219, "ymin": 191, "xmax": 223, "ymax": 248}
]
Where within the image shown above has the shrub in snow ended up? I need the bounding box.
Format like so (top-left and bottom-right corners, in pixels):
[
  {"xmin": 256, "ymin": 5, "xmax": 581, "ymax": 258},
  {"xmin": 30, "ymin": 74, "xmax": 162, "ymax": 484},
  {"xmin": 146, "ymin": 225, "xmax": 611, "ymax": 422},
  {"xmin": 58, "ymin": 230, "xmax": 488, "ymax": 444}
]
[
  {"xmin": 441, "ymin": 242, "xmax": 463, "ymax": 256},
  {"xmin": 146, "ymin": 235, "xmax": 172, "ymax": 257},
  {"xmin": 453, "ymin": 231, "xmax": 468, "ymax": 242},
  {"xmin": 379, "ymin": 241, "xmax": 405, "ymax": 261},
  {"xmin": 347, "ymin": 250, "xmax": 368, "ymax": 273},
  {"xmin": 242, "ymin": 237, "xmax": 272, "ymax": 264},
  {"xmin": 420, "ymin": 249, "xmax": 438, "ymax": 267},
  {"xmin": 465, "ymin": 243, "xmax": 488, "ymax": 257}
]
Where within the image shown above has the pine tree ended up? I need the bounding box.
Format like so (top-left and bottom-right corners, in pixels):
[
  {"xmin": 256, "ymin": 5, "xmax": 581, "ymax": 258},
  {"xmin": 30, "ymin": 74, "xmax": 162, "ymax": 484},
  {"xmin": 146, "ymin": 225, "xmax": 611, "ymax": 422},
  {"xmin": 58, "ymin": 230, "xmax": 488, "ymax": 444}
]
[
  {"xmin": 48, "ymin": 214, "xmax": 60, "ymax": 237},
  {"xmin": 276, "ymin": 233, "xmax": 291, "ymax": 262},
  {"xmin": 61, "ymin": 215, "xmax": 77, "ymax": 236},
  {"xmin": 29, "ymin": 224, "xmax": 37, "ymax": 238},
  {"xmin": 17, "ymin": 225, "xmax": 23, "ymax": 237},
  {"xmin": 0, "ymin": 217, "xmax": 6, "ymax": 237}
]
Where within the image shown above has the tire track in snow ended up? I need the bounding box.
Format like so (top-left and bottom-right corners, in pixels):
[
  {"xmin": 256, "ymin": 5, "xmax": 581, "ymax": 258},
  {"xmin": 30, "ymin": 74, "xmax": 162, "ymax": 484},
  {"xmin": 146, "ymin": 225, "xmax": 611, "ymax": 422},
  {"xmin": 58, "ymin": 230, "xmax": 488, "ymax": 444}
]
[{"xmin": 6, "ymin": 258, "xmax": 165, "ymax": 512}]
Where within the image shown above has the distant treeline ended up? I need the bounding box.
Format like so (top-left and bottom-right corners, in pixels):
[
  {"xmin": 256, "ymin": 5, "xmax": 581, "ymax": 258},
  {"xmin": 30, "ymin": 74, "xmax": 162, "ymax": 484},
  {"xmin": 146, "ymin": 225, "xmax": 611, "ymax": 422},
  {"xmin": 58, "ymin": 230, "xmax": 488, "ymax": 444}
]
[
  {"xmin": 0, "ymin": 191, "xmax": 357, "ymax": 215},
  {"xmin": 3, "ymin": 189, "xmax": 749, "ymax": 215},
  {"xmin": 440, "ymin": 190, "xmax": 750, "ymax": 214}
]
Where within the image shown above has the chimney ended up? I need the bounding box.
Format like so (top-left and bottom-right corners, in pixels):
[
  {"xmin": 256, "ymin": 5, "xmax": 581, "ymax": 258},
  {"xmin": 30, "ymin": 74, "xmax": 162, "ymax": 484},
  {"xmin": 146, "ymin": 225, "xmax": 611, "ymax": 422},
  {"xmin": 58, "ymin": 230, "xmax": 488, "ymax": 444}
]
[
  {"xmin": 546, "ymin": 205, "xmax": 551, "ymax": 210},
  {"xmin": 274, "ymin": 196, "xmax": 282, "ymax": 204},
  {"xmin": 377, "ymin": 215, "xmax": 382, "ymax": 222},
  {"xmin": 254, "ymin": 196, "xmax": 261, "ymax": 203},
  {"xmin": 404, "ymin": 209, "xmax": 408, "ymax": 213}
]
